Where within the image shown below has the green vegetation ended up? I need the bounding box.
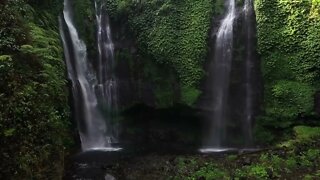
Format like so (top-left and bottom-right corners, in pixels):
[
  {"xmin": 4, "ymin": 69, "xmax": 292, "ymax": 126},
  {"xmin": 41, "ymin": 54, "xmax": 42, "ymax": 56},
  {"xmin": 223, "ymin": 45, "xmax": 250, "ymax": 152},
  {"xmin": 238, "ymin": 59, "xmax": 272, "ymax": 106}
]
[
  {"xmin": 254, "ymin": 0, "xmax": 320, "ymax": 143},
  {"xmin": 1, "ymin": 0, "xmax": 320, "ymax": 178},
  {"xmin": 106, "ymin": 126, "xmax": 320, "ymax": 179},
  {"xmin": 172, "ymin": 157, "xmax": 228, "ymax": 179},
  {"xmin": 107, "ymin": 0, "xmax": 221, "ymax": 106},
  {"xmin": 0, "ymin": 0, "xmax": 72, "ymax": 179},
  {"xmin": 129, "ymin": 0, "xmax": 214, "ymax": 86},
  {"xmin": 173, "ymin": 126, "xmax": 320, "ymax": 179}
]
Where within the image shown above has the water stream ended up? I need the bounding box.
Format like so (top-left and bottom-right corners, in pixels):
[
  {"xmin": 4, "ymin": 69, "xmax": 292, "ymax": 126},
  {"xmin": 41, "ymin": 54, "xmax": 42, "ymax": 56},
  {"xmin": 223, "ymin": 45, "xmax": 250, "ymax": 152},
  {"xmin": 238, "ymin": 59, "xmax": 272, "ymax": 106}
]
[
  {"xmin": 243, "ymin": 0, "xmax": 254, "ymax": 147},
  {"xmin": 203, "ymin": 0, "xmax": 236, "ymax": 151},
  {"xmin": 60, "ymin": 0, "xmax": 119, "ymax": 151},
  {"xmin": 201, "ymin": 0, "xmax": 258, "ymax": 152}
]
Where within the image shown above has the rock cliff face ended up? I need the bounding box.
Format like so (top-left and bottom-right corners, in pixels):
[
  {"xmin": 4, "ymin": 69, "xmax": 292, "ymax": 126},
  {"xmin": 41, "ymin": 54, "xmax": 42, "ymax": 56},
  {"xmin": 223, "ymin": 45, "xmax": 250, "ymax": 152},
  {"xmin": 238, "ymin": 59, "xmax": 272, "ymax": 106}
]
[
  {"xmin": 67, "ymin": 0, "xmax": 259, "ymax": 111},
  {"xmin": 68, "ymin": 0, "xmax": 320, "ymax": 145},
  {"xmin": 105, "ymin": 0, "xmax": 217, "ymax": 108}
]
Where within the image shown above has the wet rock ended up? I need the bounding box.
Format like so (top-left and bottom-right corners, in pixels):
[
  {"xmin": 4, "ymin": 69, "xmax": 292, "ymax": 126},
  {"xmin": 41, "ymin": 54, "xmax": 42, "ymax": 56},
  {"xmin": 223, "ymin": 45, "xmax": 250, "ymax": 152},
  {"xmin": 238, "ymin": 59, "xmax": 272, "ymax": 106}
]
[
  {"xmin": 314, "ymin": 91, "xmax": 320, "ymax": 115},
  {"xmin": 243, "ymin": 158, "xmax": 251, "ymax": 165},
  {"xmin": 101, "ymin": 164, "xmax": 113, "ymax": 170},
  {"xmin": 105, "ymin": 174, "xmax": 116, "ymax": 180},
  {"xmin": 169, "ymin": 157, "xmax": 176, "ymax": 164}
]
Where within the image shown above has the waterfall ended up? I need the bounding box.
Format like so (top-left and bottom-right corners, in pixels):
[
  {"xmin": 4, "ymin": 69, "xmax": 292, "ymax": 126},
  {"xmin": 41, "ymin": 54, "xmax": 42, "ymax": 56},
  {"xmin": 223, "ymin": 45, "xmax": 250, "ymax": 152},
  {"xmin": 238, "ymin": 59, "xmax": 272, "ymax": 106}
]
[
  {"xmin": 95, "ymin": 0, "xmax": 118, "ymax": 107},
  {"xmin": 201, "ymin": 0, "xmax": 259, "ymax": 152},
  {"xmin": 202, "ymin": 0, "xmax": 236, "ymax": 151},
  {"xmin": 243, "ymin": 0, "xmax": 254, "ymax": 146},
  {"xmin": 94, "ymin": 0, "xmax": 119, "ymax": 143},
  {"xmin": 59, "ymin": 0, "xmax": 120, "ymax": 151}
]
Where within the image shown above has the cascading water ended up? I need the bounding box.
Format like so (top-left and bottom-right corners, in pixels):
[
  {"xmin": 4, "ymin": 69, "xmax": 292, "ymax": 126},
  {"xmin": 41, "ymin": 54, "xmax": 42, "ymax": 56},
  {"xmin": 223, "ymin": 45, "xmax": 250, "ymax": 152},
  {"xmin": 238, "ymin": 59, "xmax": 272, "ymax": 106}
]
[
  {"xmin": 59, "ymin": 0, "xmax": 120, "ymax": 151},
  {"xmin": 201, "ymin": 0, "xmax": 259, "ymax": 152},
  {"xmin": 95, "ymin": 0, "xmax": 118, "ymax": 108},
  {"xmin": 94, "ymin": 0, "xmax": 119, "ymax": 144},
  {"xmin": 243, "ymin": 0, "xmax": 254, "ymax": 147},
  {"xmin": 201, "ymin": 0, "xmax": 236, "ymax": 152}
]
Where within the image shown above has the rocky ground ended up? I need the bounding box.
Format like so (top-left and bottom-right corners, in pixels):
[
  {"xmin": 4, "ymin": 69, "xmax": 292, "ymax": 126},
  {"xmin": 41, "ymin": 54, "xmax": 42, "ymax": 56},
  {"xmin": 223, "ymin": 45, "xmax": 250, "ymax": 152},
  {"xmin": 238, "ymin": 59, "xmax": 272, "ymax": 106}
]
[{"xmin": 64, "ymin": 126, "xmax": 320, "ymax": 180}]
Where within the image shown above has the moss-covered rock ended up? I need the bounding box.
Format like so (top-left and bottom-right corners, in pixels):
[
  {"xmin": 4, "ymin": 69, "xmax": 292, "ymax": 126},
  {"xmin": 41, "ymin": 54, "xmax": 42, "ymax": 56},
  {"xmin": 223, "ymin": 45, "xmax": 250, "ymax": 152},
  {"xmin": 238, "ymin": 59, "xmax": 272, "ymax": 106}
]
[{"xmin": 106, "ymin": 0, "xmax": 219, "ymax": 107}]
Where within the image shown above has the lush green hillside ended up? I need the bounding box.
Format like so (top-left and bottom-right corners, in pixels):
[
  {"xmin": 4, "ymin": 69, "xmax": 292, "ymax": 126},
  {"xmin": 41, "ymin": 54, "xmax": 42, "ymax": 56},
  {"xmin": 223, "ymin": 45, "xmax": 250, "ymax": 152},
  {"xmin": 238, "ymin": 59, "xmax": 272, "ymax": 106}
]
[
  {"xmin": 255, "ymin": 0, "xmax": 320, "ymax": 143},
  {"xmin": 0, "ymin": 0, "xmax": 72, "ymax": 179}
]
